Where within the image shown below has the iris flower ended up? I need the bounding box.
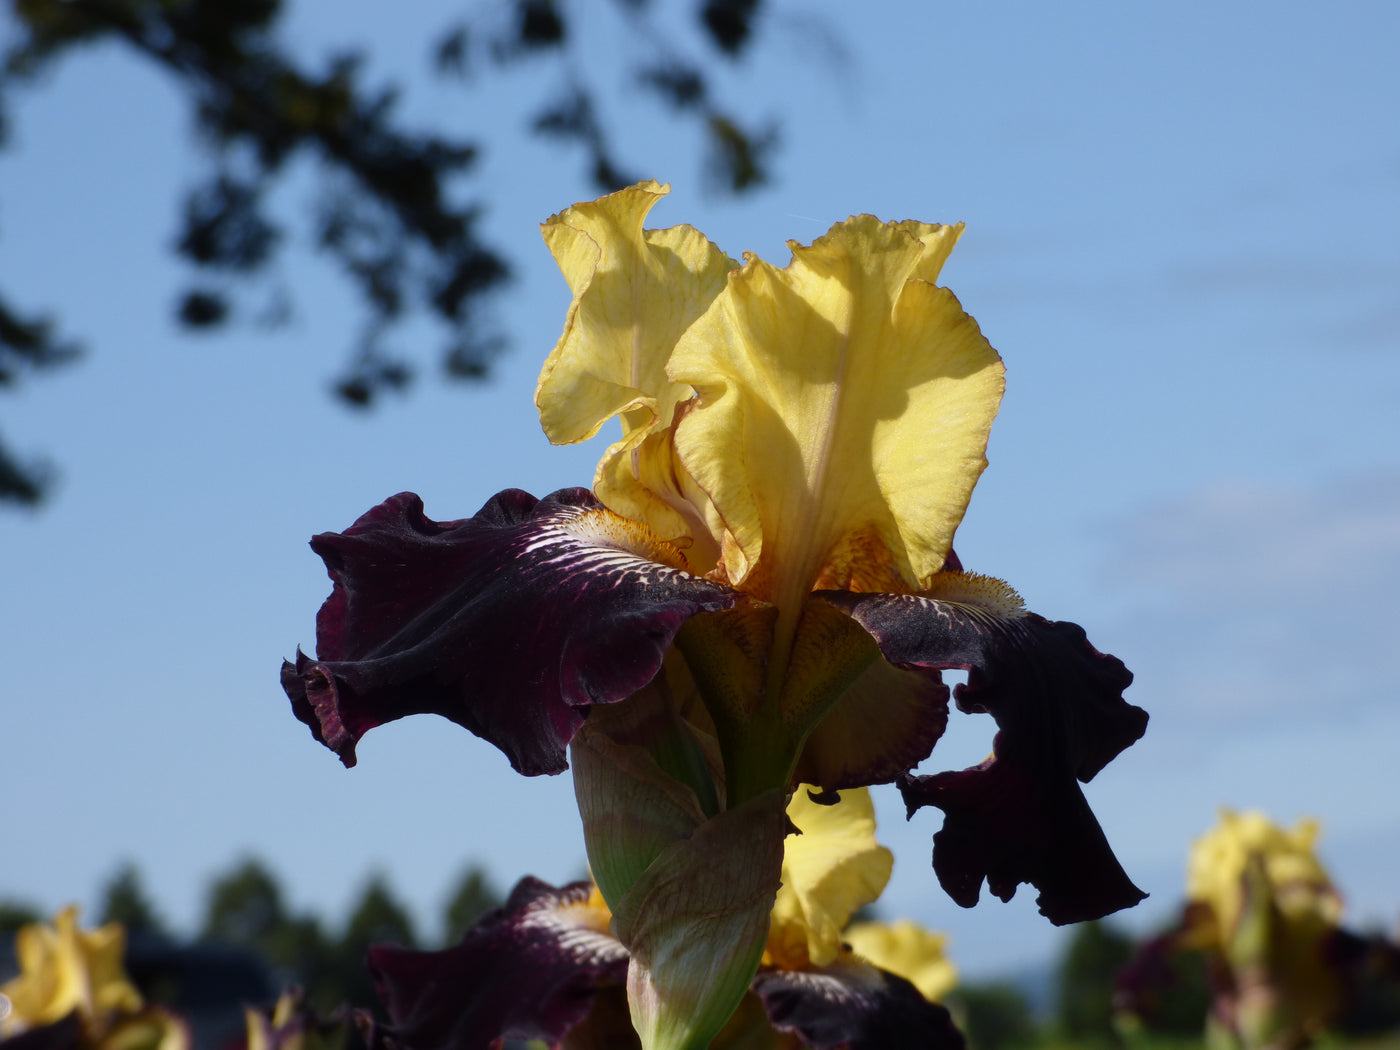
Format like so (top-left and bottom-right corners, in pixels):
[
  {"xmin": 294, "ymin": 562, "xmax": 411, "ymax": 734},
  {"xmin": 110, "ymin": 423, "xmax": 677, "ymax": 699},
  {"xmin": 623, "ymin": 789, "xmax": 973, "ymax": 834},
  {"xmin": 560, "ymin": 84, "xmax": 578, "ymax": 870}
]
[
  {"xmin": 1117, "ymin": 809, "xmax": 1400, "ymax": 1050},
  {"xmin": 361, "ymin": 787, "xmax": 963, "ymax": 1050},
  {"xmin": 281, "ymin": 182, "xmax": 1147, "ymax": 1047},
  {"xmin": 1124, "ymin": 811, "xmax": 1352, "ymax": 1050},
  {"xmin": 0, "ymin": 908, "xmax": 187, "ymax": 1050}
]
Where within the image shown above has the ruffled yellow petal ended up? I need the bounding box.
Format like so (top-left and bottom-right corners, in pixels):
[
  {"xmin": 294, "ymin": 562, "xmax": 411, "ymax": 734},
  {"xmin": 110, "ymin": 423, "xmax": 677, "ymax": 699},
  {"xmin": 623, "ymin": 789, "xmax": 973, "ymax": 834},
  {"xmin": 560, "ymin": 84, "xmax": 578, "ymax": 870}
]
[
  {"xmin": 536, "ymin": 178, "xmax": 735, "ymax": 448},
  {"xmin": 765, "ymin": 786, "xmax": 893, "ymax": 969},
  {"xmin": 668, "ymin": 215, "xmax": 1004, "ymax": 606},
  {"xmin": 537, "ymin": 182, "xmax": 736, "ymax": 555},
  {"xmin": 843, "ymin": 919, "xmax": 957, "ymax": 1002},
  {"xmin": 537, "ymin": 181, "xmax": 727, "ymax": 443},
  {"xmin": 1187, "ymin": 809, "xmax": 1341, "ymax": 936}
]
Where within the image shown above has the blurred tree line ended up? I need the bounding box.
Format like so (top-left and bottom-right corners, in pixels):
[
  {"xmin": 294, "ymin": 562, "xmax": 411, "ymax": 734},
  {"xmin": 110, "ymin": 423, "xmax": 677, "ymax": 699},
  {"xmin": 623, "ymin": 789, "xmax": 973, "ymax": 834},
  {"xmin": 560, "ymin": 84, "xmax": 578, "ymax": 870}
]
[
  {"xmin": 941, "ymin": 920, "xmax": 1208, "ymax": 1050},
  {"xmin": 0, "ymin": 856, "xmax": 506, "ymax": 1029},
  {"xmin": 0, "ymin": 886, "xmax": 1210, "ymax": 1049},
  {"xmin": 946, "ymin": 918, "xmax": 1399, "ymax": 1050},
  {"xmin": 3, "ymin": 875, "xmax": 1398, "ymax": 1050},
  {"xmin": 0, "ymin": 0, "xmax": 793, "ymax": 505}
]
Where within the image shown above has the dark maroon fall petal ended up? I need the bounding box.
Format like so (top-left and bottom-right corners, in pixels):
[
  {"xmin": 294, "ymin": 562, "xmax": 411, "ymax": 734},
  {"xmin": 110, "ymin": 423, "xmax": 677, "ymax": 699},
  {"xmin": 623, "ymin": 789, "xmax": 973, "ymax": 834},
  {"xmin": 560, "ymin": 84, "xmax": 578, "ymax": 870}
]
[
  {"xmin": 360, "ymin": 878, "xmax": 628, "ymax": 1050},
  {"xmin": 751, "ymin": 956, "xmax": 964, "ymax": 1050},
  {"xmin": 816, "ymin": 587, "xmax": 1148, "ymax": 925},
  {"xmin": 281, "ymin": 487, "xmax": 738, "ymax": 776}
]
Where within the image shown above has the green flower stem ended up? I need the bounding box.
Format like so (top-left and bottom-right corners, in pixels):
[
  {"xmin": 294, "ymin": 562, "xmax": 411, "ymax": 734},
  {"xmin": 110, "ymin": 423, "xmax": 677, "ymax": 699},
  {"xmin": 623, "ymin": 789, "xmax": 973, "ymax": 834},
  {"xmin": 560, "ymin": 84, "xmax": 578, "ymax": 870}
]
[{"xmin": 718, "ymin": 709, "xmax": 803, "ymax": 809}]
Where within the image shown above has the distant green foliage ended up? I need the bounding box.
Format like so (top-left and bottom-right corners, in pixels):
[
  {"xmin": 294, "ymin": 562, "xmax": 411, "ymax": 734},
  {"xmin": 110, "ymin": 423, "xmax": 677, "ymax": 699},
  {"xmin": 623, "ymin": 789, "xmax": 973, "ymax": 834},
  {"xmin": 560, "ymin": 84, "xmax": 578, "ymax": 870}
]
[
  {"xmin": 11, "ymin": 860, "xmax": 1395, "ymax": 1049},
  {"xmin": 1056, "ymin": 920, "xmax": 1135, "ymax": 1043},
  {"xmin": 180, "ymin": 855, "xmax": 506, "ymax": 1013},
  {"xmin": 337, "ymin": 874, "xmax": 418, "ymax": 1015},
  {"xmin": 97, "ymin": 862, "xmax": 167, "ymax": 936},
  {"xmin": 0, "ymin": 899, "xmax": 43, "ymax": 934},
  {"xmin": 441, "ymin": 864, "xmax": 501, "ymax": 945},
  {"xmin": 200, "ymin": 856, "xmax": 290, "ymax": 949},
  {"xmin": 1128, "ymin": 945, "xmax": 1211, "ymax": 1037},
  {"xmin": 343, "ymin": 874, "xmax": 417, "ymax": 952},
  {"xmin": 947, "ymin": 981, "xmax": 1037, "ymax": 1050}
]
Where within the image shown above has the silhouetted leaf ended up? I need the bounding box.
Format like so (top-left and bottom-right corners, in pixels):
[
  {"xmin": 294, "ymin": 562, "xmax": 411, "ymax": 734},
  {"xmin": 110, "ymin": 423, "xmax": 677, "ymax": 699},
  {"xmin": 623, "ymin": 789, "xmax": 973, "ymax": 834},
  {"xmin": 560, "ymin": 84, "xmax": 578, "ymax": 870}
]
[
  {"xmin": 701, "ymin": 0, "xmax": 759, "ymax": 55},
  {"xmin": 0, "ymin": 435, "xmax": 52, "ymax": 505},
  {"xmin": 532, "ymin": 88, "xmax": 593, "ymax": 141},
  {"xmin": 178, "ymin": 289, "xmax": 230, "ymax": 327},
  {"xmin": 517, "ymin": 0, "xmax": 565, "ymax": 49},
  {"xmin": 705, "ymin": 114, "xmax": 776, "ymax": 192},
  {"xmin": 637, "ymin": 64, "xmax": 706, "ymax": 108},
  {"xmin": 434, "ymin": 24, "xmax": 470, "ymax": 78},
  {"xmin": 177, "ymin": 175, "xmax": 279, "ymax": 271},
  {"xmin": 0, "ymin": 295, "xmax": 80, "ymax": 383}
]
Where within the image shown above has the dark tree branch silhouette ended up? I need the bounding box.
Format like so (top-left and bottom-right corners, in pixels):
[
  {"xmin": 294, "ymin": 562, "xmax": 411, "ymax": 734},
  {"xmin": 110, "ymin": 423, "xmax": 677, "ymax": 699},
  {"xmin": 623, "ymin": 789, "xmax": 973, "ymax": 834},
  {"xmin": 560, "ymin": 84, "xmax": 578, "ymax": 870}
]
[{"xmin": 0, "ymin": 0, "xmax": 781, "ymax": 505}]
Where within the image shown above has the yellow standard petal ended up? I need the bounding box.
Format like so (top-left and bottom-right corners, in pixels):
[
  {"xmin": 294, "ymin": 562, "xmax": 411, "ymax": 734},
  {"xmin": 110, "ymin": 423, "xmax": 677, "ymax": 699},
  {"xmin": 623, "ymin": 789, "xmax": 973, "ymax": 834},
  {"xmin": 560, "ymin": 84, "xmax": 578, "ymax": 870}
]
[
  {"xmin": 668, "ymin": 215, "xmax": 1004, "ymax": 605},
  {"xmin": 537, "ymin": 182, "xmax": 736, "ymax": 552},
  {"xmin": 843, "ymin": 919, "xmax": 957, "ymax": 1003},
  {"xmin": 765, "ymin": 786, "xmax": 893, "ymax": 970}
]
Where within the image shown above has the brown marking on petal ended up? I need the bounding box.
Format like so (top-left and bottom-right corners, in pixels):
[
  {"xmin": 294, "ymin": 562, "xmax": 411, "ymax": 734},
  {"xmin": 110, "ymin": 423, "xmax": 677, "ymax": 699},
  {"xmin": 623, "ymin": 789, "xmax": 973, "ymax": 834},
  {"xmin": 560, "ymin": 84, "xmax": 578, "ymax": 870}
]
[
  {"xmin": 778, "ymin": 600, "xmax": 882, "ymax": 731},
  {"xmin": 811, "ymin": 523, "xmax": 918, "ymax": 595}
]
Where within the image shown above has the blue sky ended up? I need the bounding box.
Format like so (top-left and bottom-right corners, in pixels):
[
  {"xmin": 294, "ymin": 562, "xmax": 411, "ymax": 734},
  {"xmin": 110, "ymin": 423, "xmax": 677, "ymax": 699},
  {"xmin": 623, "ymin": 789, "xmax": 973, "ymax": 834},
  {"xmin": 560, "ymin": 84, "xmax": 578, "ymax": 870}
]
[{"xmin": 2, "ymin": 1, "xmax": 1398, "ymax": 977}]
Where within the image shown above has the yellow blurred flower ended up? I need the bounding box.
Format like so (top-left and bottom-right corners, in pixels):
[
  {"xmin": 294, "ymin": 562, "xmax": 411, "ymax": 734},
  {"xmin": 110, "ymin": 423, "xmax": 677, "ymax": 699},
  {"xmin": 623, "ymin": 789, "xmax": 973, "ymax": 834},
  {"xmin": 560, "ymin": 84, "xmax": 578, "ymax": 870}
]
[
  {"xmin": 1, "ymin": 907, "xmax": 141, "ymax": 1036},
  {"xmin": 1186, "ymin": 809, "xmax": 1342, "ymax": 944},
  {"xmin": 245, "ymin": 988, "xmax": 350, "ymax": 1050},
  {"xmin": 0, "ymin": 908, "xmax": 187, "ymax": 1050},
  {"xmin": 1184, "ymin": 810, "xmax": 1347, "ymax": 1049}
]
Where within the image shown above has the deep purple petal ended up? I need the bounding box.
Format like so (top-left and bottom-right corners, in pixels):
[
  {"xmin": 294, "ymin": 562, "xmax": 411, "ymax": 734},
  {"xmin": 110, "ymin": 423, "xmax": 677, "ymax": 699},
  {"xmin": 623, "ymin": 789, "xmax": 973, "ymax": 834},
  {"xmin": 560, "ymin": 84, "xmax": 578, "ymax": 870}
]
[
  {"xmin": 816, "ymin": 587, "xmax": 1148, "ymax": 925},
  {"xmin": 281, "ymin": 488, "xmax": 738, "ymax": 775},
  {"xmin": 752, "ymin": 956, "xmax": 964, "ymax": 1050},
  {"xmin": 362, "ymin": 878, "xmax": 629, "ymax": 1050}
]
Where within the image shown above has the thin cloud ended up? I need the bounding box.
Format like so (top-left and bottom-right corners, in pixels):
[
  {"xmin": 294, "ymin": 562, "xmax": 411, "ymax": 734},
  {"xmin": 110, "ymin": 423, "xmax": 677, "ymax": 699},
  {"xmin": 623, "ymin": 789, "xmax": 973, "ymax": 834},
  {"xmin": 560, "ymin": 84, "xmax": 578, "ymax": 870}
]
[
  {"xmin": 1095, "ymin": 471, "xmax": 1400, "ymax": 725},
  {"xmin": 1166, "ymin": 255, "xmax": 1397, "ymax": 299}
]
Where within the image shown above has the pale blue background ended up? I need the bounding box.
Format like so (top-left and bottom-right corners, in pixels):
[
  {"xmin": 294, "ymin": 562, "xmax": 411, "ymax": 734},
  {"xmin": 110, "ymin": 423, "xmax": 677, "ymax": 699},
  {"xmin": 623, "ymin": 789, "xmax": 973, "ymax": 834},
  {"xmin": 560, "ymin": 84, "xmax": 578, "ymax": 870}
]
[{"xmin": 3, "ymin": 1, "xmax": 1398, "ymax": 977}]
